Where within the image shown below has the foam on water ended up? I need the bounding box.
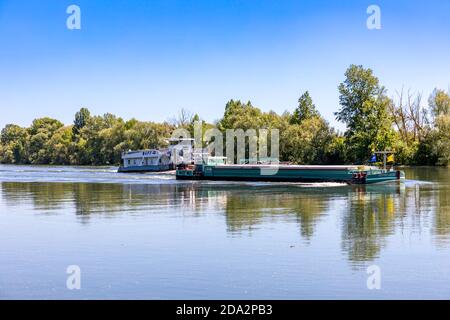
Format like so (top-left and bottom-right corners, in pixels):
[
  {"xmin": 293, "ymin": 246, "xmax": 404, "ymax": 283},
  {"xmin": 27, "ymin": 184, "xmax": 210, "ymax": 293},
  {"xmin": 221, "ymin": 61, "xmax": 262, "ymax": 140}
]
[{"xmin": 0, "ymin": 164, "xmax": 178, "ymax": 184}]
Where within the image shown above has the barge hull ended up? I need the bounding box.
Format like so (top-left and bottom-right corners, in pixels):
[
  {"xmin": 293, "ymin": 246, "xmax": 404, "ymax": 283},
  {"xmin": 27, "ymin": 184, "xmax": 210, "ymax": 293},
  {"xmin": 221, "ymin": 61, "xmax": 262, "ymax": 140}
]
[
  {"xmin": 176, "ymin": 165, "xmax": 404, "ymax": 184},
  {"xmin": 176, "ymin": 175, "xmax": 349, "ymax": 183}
]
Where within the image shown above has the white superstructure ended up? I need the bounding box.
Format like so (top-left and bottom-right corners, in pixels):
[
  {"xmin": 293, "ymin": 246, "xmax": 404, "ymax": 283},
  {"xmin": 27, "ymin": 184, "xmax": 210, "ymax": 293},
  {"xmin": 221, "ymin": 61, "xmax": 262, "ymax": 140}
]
[
  {"xmin": 118, "ymin": 138, "xmax": 198, "ymax": 172},
  {"xmin": 121, "ymin": 149, "xmax": 171, "ymax": 169}
]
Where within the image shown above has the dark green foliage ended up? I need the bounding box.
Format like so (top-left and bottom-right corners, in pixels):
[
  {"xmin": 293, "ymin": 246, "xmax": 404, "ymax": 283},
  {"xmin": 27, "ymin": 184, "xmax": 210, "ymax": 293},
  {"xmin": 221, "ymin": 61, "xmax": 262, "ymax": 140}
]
[
  {"xmin": 290, "ymin": 91, "xmax": 319, "ymax": 125},
  {"xmin": 0, "ymin": 124, "xmax": 29, "ymax": 163},
  {"xmin": 336, "ymin": 65, "xmax": 395, "ymax": 163},
  {"xmin": 0, "ymin": 109, "xmax": 174, "ymax": 166},
  {"xmin": 73, "ymin": 107, "xmax": 91, "ymax": 136},
  {"xmin": 0, "ymin": 65, "xmax": 448, "ymax": 166}
]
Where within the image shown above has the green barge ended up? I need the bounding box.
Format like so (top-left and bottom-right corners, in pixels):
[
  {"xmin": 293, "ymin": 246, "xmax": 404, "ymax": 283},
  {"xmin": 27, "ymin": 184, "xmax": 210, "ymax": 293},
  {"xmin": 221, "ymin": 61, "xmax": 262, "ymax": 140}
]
[{"xmin": 176, "ymin": 163, "xmax": 405, "ymax": 184}]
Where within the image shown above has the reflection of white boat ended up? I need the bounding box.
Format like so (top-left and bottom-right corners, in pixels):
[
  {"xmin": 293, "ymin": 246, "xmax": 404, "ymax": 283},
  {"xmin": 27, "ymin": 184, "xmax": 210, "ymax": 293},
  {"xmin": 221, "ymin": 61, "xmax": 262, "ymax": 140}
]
[{"xmin": 118, "ymin": 138, "xmax": 195, "ymax": 173}]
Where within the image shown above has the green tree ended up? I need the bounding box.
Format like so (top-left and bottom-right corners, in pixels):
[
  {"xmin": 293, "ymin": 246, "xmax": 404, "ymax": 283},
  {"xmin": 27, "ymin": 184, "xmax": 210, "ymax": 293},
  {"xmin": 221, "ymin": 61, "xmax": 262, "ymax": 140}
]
[
  {"xmin": 218, "ymin": 100, "xmax": 265, "ymax": 131},
  {"xmin": 46, "ymin": 126, "xmax": 73, "ymax": 164},
  {"xmin": 79, "ymin": 114, "xmax": 123, "ymax": 165},
  {"xmin": 290, "ymin": 91, "xmax": 319, "ymax": 124},
  {"xmin": 335, "ymin": 65, "xmax": 395, "ymax": 163},
  {"xmin": 188, "ymin": 114, "xmax": 200, "ymax": 137},
  {"xmin": 0, "ymin": 124, "xmax": 29, "ymax": 163},
  {"xmin": 218, "ymin": 99, "xmax": 289, "ymax": 163},
  {"xmin": 429, "ymin": 89, "xmax": 450, "ymax": 118},
  {"xmin": 73, "ymin": 107, "xmax": 91, "ymax": 136},
  {"xmin": 429, "ymin": 89, "xmax": 450, "ymax": 165},
  {"xmin": 27, "ymin": 117, "xmax": 64, "ymax": 164},
  {"xmin": 281, "ymin": 116, "xmax": 335, "ymax": 164}
]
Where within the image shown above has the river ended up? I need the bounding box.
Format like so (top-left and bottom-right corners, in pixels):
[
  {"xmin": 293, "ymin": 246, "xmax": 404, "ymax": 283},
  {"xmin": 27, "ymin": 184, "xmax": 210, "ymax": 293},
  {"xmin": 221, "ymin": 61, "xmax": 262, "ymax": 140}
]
[{"xmin": 0, "ymin": 165, "xmax": 449, "ymax": 299}]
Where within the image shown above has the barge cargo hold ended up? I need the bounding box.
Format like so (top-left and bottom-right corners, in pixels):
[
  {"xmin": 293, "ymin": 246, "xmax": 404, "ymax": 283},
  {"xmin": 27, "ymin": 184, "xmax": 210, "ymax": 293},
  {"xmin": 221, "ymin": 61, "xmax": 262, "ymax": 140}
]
[{"xmin": 176, "ymin": 164, "xmax": 405, "ymax": 184}]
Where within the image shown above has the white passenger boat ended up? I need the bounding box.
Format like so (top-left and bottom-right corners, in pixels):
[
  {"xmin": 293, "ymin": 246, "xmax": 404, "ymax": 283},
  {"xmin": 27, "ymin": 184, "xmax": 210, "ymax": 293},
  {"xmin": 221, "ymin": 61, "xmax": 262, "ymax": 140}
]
[{"xmin": 118, "ymin": 138, "xmax": 196, "ymax": 173}]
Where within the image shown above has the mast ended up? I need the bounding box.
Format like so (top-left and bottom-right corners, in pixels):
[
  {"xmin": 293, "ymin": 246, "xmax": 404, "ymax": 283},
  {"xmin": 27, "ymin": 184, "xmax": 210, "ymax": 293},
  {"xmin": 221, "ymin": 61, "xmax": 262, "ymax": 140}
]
[{"xmin": 374, "ymin": 151, "xmax": 394, "ymax": 171}]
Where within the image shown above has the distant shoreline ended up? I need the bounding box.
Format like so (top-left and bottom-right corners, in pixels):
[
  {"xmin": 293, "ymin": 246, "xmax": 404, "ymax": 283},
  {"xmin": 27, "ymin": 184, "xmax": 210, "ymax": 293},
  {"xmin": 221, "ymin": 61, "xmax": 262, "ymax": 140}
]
[
  {"xmin": 1, "ymin": 163, "xmax": 448, "ymax": 168},
  {"xmin": 2, "ymin": 66, "xmax": 448, "ymax": 167}
]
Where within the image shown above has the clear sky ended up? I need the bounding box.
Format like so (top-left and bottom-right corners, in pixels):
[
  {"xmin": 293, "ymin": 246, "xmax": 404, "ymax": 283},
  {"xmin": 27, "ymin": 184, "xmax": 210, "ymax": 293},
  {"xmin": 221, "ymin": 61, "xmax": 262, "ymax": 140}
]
[{"xmin": 0, "ymin": 0, "xmax": 449, "ymax": 131}]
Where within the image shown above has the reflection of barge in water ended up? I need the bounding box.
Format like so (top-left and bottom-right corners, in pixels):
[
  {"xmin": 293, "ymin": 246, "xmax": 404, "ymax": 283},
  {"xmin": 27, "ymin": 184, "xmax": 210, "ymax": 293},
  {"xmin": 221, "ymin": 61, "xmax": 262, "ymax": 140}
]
[{"xmin": 176, "ymin": 159, "xmax": 405, "ymax": 185}]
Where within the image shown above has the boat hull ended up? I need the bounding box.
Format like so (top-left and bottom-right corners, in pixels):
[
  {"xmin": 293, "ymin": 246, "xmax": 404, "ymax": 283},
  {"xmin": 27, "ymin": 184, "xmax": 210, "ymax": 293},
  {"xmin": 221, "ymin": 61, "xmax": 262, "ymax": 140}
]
[
  {"xmin": 176, "ymin": 165, "xmax": 405, "ymax": 184},
  {"xmin": 118, "ymin": 164, "xmax": 172, "ymax": 173}
]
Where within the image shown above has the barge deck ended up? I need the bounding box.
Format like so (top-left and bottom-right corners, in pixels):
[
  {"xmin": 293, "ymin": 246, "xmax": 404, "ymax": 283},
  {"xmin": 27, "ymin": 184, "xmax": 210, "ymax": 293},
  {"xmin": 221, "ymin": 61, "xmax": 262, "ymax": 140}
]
[{"xmin": 176, "ymin": 164, "xmax": 405, "ymax": 184}]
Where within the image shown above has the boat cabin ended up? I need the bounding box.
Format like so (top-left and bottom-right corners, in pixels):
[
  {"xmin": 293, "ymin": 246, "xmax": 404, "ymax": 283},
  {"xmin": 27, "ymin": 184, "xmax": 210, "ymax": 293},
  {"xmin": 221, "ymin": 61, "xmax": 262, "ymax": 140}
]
[
  {"xmin": 118, "ymin": 138, "xmax": 197, "ymax": 172},
  {"xmin": 121, "ymin": 149, "xmax": 171, "ymax": 169}
]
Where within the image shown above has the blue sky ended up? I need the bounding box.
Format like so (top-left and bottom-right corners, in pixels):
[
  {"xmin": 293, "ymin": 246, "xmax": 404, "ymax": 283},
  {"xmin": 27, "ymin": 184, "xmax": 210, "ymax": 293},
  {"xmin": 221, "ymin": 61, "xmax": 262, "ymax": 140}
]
[{"xmin": 0, "ymin": 0, "xmax": 449, "ymax": 131}]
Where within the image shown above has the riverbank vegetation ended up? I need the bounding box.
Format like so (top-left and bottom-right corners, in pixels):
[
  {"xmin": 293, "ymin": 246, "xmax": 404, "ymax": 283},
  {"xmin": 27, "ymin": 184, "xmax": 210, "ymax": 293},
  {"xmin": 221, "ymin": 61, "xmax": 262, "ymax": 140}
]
[{"xmin": 1, "ymin": 65, "xmax": 449, "ymax": 166}]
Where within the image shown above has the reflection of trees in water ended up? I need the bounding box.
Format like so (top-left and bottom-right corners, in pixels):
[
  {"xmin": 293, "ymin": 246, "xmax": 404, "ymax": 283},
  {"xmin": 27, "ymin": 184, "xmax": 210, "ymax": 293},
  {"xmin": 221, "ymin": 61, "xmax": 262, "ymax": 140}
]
[
  {"xmin": 403, "ymin": 167, "xmax": 450, "ymax": 244},
  {"xmin": 2, "ymin": 173, "xmax": 450, "ymax": 262},
  {"xmin": 341, "ymin": 186, "xmax": 399, "ymax": 263},
  {"xmin": 432, "ymin": 184, "xmax": 450, "ymax": 246},
  {"xmin": 1, "ymin": 182, "xmax": 75, "ymax": 212},
  {"xmin": 0, "ymin": 182, "xmax": 328, "ymax": 239},
  {"xmin": 434, "ymin": 188, "xmax": 450, "ymax": 238},
  {"xmin": 0, "ymin": 182, "xmax": 180, "ymax": 219},
  {"xmin": 340, "ymin": 180, "xmax": 450, "ymax": 263},
  {"xmin": 222, "ymin": 189, "xmax": 327, "ymax": 239}
]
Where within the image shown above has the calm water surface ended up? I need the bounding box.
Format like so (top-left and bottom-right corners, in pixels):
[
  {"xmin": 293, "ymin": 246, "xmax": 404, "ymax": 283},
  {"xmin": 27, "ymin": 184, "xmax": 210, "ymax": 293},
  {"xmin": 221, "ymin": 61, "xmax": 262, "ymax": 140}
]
[{"xmin": 0, "ymin": 165, "xmax": 449, "ymax": 299}]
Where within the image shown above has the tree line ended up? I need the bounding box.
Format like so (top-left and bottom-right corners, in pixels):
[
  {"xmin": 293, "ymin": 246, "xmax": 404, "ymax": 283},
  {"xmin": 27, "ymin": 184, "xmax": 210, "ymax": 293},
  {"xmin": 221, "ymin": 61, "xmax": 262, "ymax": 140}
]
[{"xmin": 1, "ymin": 65, "xmax": 449, "ymax": 166}]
